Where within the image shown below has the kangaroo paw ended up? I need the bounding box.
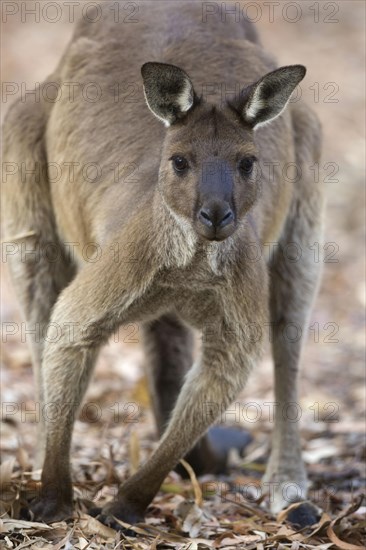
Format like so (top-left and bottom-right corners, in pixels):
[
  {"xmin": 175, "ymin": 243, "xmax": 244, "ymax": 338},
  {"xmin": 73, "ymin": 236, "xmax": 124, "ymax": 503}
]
[{"xmin": 96, "ymin": 499, "xmax": 145, "ymax": 533}]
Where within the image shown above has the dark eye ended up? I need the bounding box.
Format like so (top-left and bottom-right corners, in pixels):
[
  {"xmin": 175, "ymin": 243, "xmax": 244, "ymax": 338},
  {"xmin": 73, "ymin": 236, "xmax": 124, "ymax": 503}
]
[
  {"xmin": 171, "ymin": 155, "xmax": 188, "ymax": 174},
  {"xmin": 238, "ymin": 156, "xmax": 256, "ymax": 177}
]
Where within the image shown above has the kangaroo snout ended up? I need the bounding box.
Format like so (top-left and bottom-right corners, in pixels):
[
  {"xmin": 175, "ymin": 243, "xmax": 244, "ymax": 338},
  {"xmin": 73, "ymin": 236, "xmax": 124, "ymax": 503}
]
[{"xmin": 198, "ymin": 200, "xmax": 235, "ymax": 241}]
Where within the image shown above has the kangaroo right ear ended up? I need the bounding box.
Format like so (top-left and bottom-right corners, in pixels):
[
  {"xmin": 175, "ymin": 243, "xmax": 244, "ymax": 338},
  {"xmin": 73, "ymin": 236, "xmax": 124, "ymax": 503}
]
[
  {"xmin": 141, "ymin": 62, "xmax": 197, "ymax": 127},
  {"xmin": 230, "ymin": 65, "xmax": 306, "ymax": 128}
]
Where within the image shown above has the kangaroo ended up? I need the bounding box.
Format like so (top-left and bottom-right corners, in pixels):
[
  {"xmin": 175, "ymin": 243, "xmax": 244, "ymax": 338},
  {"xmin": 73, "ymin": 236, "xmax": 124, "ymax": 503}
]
[{"xmin": 2, "ymin": 0, "xmax": 323, "ymax": 529}]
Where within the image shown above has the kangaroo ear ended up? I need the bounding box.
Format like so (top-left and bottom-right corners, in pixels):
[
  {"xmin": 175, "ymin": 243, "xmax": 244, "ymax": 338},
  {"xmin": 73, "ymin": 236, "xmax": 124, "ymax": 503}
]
[
  {"xmin": 141, "ymin": 62, "xmax": 197, "ymax": 127},
  {"xmin": 231, "ymin": 65, "xmax": 306, "ymax": 128}
]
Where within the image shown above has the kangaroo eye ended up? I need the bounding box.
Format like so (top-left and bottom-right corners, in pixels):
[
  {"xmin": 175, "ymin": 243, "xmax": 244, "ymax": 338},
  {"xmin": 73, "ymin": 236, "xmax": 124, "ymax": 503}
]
[
  {"xmin": 238, "ymin": 156, "xmax": 256, "ymax": 177},
  {"xmin": 171, "ymin": 155, "xmax": 189, "ymax": 174}
]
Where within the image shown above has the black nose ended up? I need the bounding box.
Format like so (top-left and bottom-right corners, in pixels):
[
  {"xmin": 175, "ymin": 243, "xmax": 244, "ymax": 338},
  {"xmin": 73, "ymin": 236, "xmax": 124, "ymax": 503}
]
[{"xmin": 199, "ymin": 202, "xmax": 234, "ymax": 229}]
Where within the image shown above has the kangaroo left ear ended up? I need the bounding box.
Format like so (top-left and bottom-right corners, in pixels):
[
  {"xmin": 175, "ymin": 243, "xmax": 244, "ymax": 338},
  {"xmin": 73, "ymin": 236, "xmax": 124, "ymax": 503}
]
[
  {"xmin": 230, "ymin": 65, "xmax": 306, "ymax": 128},
  {"xmin": 141, "ymin": 62, "xmax": 197, "ymax": 127}
]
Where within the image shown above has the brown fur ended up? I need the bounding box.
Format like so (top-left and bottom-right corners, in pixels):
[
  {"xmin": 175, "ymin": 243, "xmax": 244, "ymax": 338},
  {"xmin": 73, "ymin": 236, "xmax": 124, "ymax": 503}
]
[{"xmin": 2, "ymin": 1, "xmax": 323, "ymax": 526}]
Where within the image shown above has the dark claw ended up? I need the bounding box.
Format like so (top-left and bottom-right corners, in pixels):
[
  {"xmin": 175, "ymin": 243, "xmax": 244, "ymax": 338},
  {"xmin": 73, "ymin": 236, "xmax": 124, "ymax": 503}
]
[
  {"xmin": 95, "ymin": 499, "xmax": 145, "ymax": 534},
  {"xmin": 20, "ymin": 506, "xmax": 32, "ymax": 521},
  {"xmin": 96, "ymin": 513, "xmax": 138, "ymax": 535},
  {"xmin": 88, "ymin": 506, "xmax": 102, "ymax": 517},
  {"xmin": 30, "ymin": 497, "xmax": 73, "ymax": 523},
  {"xmin": 287, "ymin": 501, "xmax": 321, "ymax": 528}
]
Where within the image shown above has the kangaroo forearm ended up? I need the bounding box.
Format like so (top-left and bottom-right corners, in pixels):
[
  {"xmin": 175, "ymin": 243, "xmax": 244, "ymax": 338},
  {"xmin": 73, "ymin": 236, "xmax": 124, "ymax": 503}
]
[{"xmin": 118, "ymin": 350, "xmax": 256, "ymax": 508}]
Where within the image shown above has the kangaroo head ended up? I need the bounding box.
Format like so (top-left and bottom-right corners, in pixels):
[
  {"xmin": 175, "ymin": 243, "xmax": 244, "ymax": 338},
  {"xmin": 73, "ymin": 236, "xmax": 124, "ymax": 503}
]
[{"xmin": 141, "ymin": 62, "xmax": 305, "ymax": 242}]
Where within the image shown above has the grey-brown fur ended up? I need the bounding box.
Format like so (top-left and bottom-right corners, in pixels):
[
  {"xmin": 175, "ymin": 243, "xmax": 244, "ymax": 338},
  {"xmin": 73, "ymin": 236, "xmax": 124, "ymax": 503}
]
[{"xmin": 2, "ymin": 1, "xmax": 323, "ymax": 527}]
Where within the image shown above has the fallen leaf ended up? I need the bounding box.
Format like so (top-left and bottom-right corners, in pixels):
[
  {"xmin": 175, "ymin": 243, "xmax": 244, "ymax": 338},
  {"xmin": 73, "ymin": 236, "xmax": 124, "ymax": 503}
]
[
  {"xmin": 179, "ymin": 458, "xmax": 203, "ymax": 507},
  {"xmin": 78, "ymin": 513, "xmax": 116, "ymax": 538},
  {"xmin": 175, "ymin": 500, "xmax": 204, "ymax": 538},
  {"xmin": 129, "ymin": 429, "xmax": 140, "ymax": 475},
  {"xmin": 0, "ymin": 519, "xmax": 53, "ymax": 533},
  {"xmin": 326, "ymin": 523, "xmax": 364, "ymax": 550}
]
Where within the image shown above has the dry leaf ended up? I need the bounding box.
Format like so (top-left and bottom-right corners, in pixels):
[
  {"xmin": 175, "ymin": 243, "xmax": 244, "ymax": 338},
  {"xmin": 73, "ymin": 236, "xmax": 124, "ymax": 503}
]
[
  {"xmin": 179, "ymin": 458, "xmax": 203, "ymax": 507},
  {"xmin": 78, "ymin": 513, "xmax": 116, "ymax": 538},
  {"xmin": 0, "ymin": 519, "xmax": 53, "ymax": 533},
  {"xmin": 175, "ymin": 500, "xmax": 204, "ymax": 538},
  {"xmin": 326, "ymin": 523, "xmax": 364, "ymax": 550},
  {"xmin": 129, "ymin": 429, "xmax": 140, "ymax": 475}
]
